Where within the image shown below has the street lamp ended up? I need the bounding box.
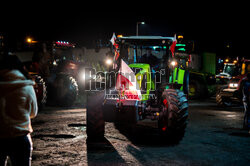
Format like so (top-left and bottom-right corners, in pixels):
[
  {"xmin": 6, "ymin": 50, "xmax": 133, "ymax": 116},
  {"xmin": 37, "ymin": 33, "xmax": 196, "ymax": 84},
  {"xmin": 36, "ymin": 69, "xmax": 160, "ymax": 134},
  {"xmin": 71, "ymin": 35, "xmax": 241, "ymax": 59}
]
[
  {"xmin": 27, "ymin": 37, "xmax": 32, "ymax": 44},
  {"xmin": 136, "ymin": 22, "xmax": 145, "ymax": 36},
  {"xmin": 26, "ymin": 37, "xmax": 38, "ymax": 46}
]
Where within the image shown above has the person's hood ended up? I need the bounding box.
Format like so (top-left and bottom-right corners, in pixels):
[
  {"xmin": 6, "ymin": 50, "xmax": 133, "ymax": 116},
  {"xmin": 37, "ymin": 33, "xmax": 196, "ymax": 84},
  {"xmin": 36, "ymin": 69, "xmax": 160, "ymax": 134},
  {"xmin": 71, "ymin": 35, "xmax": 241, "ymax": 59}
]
[{"xmin": 0, "ymin": 70, "xmax": 35, "ymax": 93}]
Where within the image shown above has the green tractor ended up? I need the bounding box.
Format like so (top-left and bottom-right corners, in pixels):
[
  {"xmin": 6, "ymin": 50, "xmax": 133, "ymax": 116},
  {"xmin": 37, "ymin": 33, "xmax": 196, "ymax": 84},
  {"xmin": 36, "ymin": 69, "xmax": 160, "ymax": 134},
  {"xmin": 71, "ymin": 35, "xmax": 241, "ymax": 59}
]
[
  {"xmin": 173, "ymin": 40, "xmax": 217, "ymax": 99},
  {"xmin": 188, "ymin": 70, "xmax": 216, "ymax": 99},
  {"xmin": 86, "ymin": 36, "xmax": 189, "ymax": 143}
]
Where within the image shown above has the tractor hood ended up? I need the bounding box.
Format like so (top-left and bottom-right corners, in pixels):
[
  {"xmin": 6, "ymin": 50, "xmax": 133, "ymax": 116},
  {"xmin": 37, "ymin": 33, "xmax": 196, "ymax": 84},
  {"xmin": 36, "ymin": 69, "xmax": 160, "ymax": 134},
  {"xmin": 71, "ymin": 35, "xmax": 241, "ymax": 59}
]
[{"xmin": 129, "ymin": 63, "xmax": 150, "ymax": 75}]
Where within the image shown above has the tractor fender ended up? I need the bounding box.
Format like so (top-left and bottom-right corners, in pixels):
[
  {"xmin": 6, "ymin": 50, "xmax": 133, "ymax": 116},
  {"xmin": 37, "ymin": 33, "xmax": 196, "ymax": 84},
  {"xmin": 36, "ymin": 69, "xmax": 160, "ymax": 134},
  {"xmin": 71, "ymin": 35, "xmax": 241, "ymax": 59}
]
[
  {"xmin": 183, "ymin": 70, "xmax": 189, "ymax": 95},
  {"xmin": 170, "ymin": 68, "xmax": 189, "ymax": 94}
]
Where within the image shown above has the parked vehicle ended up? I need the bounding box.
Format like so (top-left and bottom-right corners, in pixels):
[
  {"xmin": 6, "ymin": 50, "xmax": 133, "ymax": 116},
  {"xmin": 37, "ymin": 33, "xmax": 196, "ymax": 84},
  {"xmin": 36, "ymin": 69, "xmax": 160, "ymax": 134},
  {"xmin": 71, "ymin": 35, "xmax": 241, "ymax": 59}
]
[{"xmin": 216, "ymin": 59, "xmax": 250, "ymax": 106}]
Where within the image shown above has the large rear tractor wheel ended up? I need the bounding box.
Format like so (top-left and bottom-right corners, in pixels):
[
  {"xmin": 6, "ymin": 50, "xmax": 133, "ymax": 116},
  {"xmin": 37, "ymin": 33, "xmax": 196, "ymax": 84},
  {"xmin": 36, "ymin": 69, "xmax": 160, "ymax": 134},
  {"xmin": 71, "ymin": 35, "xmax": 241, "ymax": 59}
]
[
  {"xmin": 86, "ymin": 91, "xmax": 105, "ymax": 141},
  {"xmin": 158, "ymin": 89, "xmax": 188, "ymax": 144},
  {"xmin": 188, "ymin": 79, "xmax": 205, "ymax": 99},
  {"xmin": 49, "ymin": 73, "xmax": 78, "ymax": 107}
]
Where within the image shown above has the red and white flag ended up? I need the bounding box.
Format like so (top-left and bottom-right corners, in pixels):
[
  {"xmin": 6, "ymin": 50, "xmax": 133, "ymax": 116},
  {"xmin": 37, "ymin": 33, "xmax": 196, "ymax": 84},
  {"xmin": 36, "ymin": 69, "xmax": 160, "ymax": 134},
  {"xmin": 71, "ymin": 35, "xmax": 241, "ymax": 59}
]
[
  {"xmin": 170, "ymin": 34, "xmax": 177, "ymax": 57},
  {"xmin": 110, "ymin": 33, "xmax": 120, "ymax": 61},
  {"xmin": 116, "ymin": 60, "xmax": 142, "ymax": 100},
  {"xmin": 110, "ymin": 33, "xmax": 116, "ymax": 46}
]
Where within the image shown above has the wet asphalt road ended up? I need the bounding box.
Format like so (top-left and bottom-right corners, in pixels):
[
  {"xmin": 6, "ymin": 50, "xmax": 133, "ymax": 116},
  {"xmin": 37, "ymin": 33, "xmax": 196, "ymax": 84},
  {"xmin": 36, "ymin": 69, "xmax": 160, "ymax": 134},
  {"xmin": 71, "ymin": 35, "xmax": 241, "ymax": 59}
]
[{"xmin": 31, "ymin": 98, "xmax": 250, "ymax": 166}]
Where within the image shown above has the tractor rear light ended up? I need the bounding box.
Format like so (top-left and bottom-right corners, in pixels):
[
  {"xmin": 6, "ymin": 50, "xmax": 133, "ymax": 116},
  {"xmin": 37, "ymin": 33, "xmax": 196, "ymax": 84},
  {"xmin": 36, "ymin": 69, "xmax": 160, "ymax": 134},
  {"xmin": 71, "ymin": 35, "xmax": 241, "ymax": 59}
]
[
  {"xmin": 162, "ymin": 126, "xmax": 167, "ymax": 131},
  {"xmin": 163, "ymin": 99, "xmax": 168, "ymax": 108}
]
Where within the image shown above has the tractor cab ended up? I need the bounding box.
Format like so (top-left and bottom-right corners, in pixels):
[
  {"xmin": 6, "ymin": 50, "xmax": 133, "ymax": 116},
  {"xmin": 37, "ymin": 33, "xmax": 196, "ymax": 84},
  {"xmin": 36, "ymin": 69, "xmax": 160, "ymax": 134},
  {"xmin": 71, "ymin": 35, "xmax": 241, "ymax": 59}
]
[
  {"xmin": 115, "ymin": 36, "xmax": 173, "ymax": 63},
  {"xmin": 112, "ymin": 36, "xmax": 176, "ymax": 100},
  {"xmin": 114, "ymin": 36, "xmax": 174, "ymax": 72},
  {"xmin": 216, "ymin": 60, "xmax": 241, "ymax": 85}
]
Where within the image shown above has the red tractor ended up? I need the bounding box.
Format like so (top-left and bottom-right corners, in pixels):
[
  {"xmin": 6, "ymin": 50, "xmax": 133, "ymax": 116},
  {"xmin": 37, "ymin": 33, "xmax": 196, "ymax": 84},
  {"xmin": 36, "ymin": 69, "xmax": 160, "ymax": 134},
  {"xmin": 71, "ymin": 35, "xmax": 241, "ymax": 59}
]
[
  {"xmin": 20, "ymin": 41, "xmax": 79, "ymax": 108},
  {"xmin": 216, "ymin": 59, "xmax": 250, "ymax": 106}
]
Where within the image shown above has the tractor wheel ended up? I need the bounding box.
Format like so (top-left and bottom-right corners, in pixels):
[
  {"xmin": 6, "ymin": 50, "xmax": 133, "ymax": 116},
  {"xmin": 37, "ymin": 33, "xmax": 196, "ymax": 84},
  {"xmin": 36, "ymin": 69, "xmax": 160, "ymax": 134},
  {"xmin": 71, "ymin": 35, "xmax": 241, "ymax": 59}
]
[
  {"xmin": 188, "ymin": 79, "xmax": 205, "ymax": 99},
  {"xmin": 158, "ymin": 89, "xmax": 188, "ymax": 144},
  {"xmin": 216, "ymin": 88, "xmax": 231, "ymax": 107},
  {"xmin": 50, "ymin": 73, "xmax": 78, "ymax": 107},
  {"xmin": 33, "ymin": 75, "xmax": 47, "ymax": 111},
  {"xmin": 86, "ymin": 91, "xmax": 105, "ymax": 140}
]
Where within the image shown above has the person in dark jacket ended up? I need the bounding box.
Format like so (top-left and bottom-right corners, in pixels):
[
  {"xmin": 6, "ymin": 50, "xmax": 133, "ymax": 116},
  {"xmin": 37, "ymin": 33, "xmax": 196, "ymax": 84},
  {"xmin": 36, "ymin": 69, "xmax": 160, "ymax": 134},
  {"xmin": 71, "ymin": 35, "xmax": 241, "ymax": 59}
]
[
  {"xmin": 138, "ymin": 48, "xmax": 159, "ymax": 68},
  {"xmin": 0, "ymin": 55, "xmax": 38, "ymax": 166},
  {"xmin": 242, "ymin": 72, "xmax": 250, "ymax": 133}
]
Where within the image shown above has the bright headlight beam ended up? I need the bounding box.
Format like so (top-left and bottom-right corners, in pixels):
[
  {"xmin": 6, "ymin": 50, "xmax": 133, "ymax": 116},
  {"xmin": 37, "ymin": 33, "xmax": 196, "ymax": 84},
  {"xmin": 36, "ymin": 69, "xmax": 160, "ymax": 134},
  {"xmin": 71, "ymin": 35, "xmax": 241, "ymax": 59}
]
[
  {"xmin": 229, "ymin": 83, "xmax": 238, "ymax": 88},
  {"xmin": 106, "ymin": 59, "xmax": 112, "ymax": 65},
  {"xmin": 171, "ymin": 61, "xmax": 177, "ymax": 67}
]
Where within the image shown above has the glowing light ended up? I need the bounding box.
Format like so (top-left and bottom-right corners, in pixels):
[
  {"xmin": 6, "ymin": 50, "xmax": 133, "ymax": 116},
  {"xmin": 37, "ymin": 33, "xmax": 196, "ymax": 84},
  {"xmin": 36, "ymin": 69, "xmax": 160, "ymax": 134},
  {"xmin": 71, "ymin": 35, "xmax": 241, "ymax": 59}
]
[
  {"xmin": 178, "ymin": 35, "xmax": 184, "ymax": 39},
  {"xmin": 229, "ymin": 83, "xmax": 238, "ymax": 88},
  {"xmin": 176, "ymin": 44, "xmax": 186, "ymax": 47},
  {"xmin": 56, "ymin": 41, "xmax": 74, "ymax": 47},
  {"xmin": 171, "ymin": 61, "xmax": 177, "ymax": 67},
  {"xmin": 53, "ymin": 60, "xmax": 57, "ymax": 66},
  {"xmin": 178, "ymin": 48, "xmax": 186, "ymax": 51},
  {"xmin": 106, "ymin": 59, "xmax": 112, "ymax": 65},
  {"xmin": 162, "ymin": 127, "xmax": 167, "ymax": 131},
  {"xmin": 27, "ymin": 38, "xmax": 32, "ymax": 43}
]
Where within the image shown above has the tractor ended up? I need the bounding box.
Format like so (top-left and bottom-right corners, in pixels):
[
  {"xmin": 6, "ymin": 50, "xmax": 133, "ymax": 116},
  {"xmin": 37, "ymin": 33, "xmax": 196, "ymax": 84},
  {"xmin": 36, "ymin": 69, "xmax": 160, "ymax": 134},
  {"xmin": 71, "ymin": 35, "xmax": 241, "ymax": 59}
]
[
  {"xmin": 171, "ymin": 38, "xmax": 217, "ymax": 99},
  {"xmin": 216, "ymin": 59, "xmax": 241, "ymax": 85},
  {"xmin": 216, "ymin": 59, "xmax": 250, "ymax": 106},
  {"xmin": 86, "ymin": 36, "xmax": 189, "ymax": 143}
]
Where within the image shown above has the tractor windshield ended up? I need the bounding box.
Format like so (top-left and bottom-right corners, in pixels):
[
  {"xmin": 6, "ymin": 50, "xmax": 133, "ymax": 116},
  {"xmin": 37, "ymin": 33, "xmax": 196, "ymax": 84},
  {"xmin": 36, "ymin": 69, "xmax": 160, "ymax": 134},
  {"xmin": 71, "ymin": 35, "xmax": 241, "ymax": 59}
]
[
  {"xmin": 117, "ymin": 36, "xmax": 173, "ymax": 68},
  {"xmin": 223, "ymin": 64, "xmax": 240, "ymax": 76},
  {"xmin": 122, "ymin": 46, "xmax": 167, "ymax": 67}
]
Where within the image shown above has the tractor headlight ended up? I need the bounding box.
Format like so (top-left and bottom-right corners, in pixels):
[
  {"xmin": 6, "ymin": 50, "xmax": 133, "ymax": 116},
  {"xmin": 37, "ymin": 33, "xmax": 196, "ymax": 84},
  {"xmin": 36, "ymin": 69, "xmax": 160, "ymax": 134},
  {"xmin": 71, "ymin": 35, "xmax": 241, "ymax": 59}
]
[
  {"xmin": 106, "ymin": 59, "xmax": 112, "ymax": 65},
  {"xmin": 229, "ymin": 83, "xmax": 238, "ymax": 88},
  {"xmin": 171, "ymin": 61, "xmax": 177, "ymax": 67}
]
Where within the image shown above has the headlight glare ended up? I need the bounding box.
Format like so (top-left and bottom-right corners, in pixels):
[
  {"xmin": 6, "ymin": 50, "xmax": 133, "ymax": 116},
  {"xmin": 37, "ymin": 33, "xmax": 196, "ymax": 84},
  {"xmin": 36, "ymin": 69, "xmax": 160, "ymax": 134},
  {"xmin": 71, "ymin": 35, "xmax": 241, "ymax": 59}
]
[{"xmin": 229, "ymin": 83, "xmax": 238, "ymax": 88}]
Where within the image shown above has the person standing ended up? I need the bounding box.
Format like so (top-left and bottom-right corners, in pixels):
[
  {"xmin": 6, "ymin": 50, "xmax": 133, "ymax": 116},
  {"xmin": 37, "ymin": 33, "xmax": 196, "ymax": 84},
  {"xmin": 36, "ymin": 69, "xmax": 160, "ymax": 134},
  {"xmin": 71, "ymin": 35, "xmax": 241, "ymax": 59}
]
[
  {"xmin": 242, "ymin": 73, "xmax": 250, "ymax": 133},
  {"xmin": 0, "ymin": 55, "xmax": 38, "ymax": 166}
]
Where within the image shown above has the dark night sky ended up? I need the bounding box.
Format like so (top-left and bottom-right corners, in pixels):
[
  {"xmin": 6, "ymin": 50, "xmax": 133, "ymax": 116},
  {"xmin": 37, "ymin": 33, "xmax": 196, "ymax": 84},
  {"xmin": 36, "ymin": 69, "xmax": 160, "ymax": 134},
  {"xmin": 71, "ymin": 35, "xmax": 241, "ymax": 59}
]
[{"xmin": 0, "ymin": 5, "xmax": 245, "ymax": 57}]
